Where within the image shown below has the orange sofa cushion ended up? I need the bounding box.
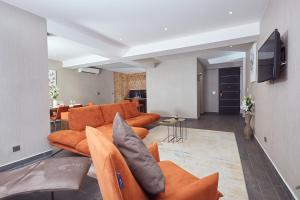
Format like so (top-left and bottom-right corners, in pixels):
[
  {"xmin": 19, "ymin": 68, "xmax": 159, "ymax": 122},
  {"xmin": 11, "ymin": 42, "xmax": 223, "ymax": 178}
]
[
  {"xmin": 68, "ymin": 106, "xmax": 105, "ymax": 131},
  {"xmin": 47, "ymin": 130, "xmax": 86, "ymax": 148},
  {"xmin": 86, "ymin": 127, "xmax": 148, "ymax": 200},
  {"xmin": 157, "ymin": 161, "xmax": 221, "ymax": 200},
  {"xmin": 121, "ymin": 102, "xmax": 141, "ymax": 119},
  {"xmin": 126, "ymin": 115, "xmax": 154, "ymax": 127},
  {"xmin": 141, "ymin": 113, "xmax": 161, "ymax": 121},
  {"xmin": 97, "ymin": 124, "xmax": 148, "ymax": 139},
  {"xmin": 75, "ymin": 139, "xmax": 90, "ymax": 155},
  {"xmin": 100, "ymin": 104, "xmax": 125, "ymax": 124}
]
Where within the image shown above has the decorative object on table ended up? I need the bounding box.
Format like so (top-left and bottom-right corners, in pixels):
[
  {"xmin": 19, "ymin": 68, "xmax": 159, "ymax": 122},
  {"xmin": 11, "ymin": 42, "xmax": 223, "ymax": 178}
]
[
  {"xmin": 49, "ymin": 85, "xmax": 59, "ymax": 107},
  {"xmin": 241, "ymin": 96, "xmax": 255, "ymax": 139}
]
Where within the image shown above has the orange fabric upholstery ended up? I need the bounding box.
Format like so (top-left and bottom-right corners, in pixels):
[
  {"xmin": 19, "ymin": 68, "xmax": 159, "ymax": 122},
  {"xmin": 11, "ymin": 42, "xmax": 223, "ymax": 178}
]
[
  {"xmin": 126, "ymin": 115, "xmax": 154, "ymax": 127},
  {"xmin": 47, "ymin": 130, "xmax": 85, "ymax": 148},
  {"xmin": 121, "ymin": 102, "xmax": 141, "ymax": 119},
  {"xmin": 68, "ymin": 106, "xmax": 105, "ymax": 131},
  {"xmin": 48, "ymin": 103, "xmax": 160, "ymax": 157},
  {"xmin": 148, "ymin": 143, "xmax": 160, "ymax": 162},
  {"xmin": 50, "ymin": 142, "xmax": 90, "ymax": 157},
  {"xmin": 97, "ymin": 125, "xmax": 148, "ymax": 140},
  {"xmin": 75, "ymin": 139, "xmax": 90, "ymax": 155},
  {"xmin": 86, "ymin": 127, "xmax": 148, "ymax": 200},
  {"xmin": 157, "ymin": 161, "xmax": 221, "ymax": 200},
  {"xmin": 100, "ymin": 104, "xmax": 125, "ymax": 124},
  {"xmin": 141, "ymin": 113, "xmax": 161, "ymax": 121},
  {"xmin": 86, "ymin": 127, "xmax": 222, "ymax": 200}
]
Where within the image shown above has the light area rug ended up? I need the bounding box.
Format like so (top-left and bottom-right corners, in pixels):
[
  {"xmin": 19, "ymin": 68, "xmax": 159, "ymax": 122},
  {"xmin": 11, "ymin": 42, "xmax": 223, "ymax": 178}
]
[{"xmin": 143, "ymin": 126, "xmax": 248, "ymax": 200}]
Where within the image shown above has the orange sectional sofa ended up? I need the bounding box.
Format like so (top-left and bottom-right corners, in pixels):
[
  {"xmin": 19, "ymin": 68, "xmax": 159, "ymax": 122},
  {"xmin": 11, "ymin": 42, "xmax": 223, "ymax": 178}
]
[{"xmin": 48, "ymin": 102, "xmax": 160, "ymax": 156}]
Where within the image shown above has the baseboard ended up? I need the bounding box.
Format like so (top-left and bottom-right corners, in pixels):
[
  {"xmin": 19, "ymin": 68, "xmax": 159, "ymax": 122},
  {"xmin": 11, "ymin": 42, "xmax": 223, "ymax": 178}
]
[
  {"xmin": 0, "ymin": 150, "xmax": 53, "ymax": 172},
  {"xmin": 254, "ymin": 135, "xmax": 298, "ymax": 200}
]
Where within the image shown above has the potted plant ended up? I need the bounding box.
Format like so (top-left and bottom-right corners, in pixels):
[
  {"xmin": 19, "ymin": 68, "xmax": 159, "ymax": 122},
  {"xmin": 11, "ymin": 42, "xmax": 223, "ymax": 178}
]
[
  {"xmin": 241, "ymin": 96, "xmax": 255, "ymax": 139},
  {"xmin": 49, "ymin": 85, "xmax": 59, "ymax": 107}
]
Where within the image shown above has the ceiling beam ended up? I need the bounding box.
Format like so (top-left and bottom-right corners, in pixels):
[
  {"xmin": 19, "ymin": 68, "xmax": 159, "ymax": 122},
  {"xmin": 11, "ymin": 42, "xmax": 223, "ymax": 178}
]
[
  {"xmin": 62, "ymin": 22, "xmax": 259, "ymax": 69},
  {"xmin": 47, "ymin": 20, "xmax": 128, "ymax": 58}
]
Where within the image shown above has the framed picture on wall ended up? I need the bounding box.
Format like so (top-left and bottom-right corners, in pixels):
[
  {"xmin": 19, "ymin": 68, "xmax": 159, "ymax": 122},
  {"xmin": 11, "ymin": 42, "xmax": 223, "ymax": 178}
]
[
  {"xmin": 250, "ymin": 43, "xmax": 257, "ymax": 82},
  {"xmin": 48, "ymin": 70, "xmax": 57, "ymax": 86}
]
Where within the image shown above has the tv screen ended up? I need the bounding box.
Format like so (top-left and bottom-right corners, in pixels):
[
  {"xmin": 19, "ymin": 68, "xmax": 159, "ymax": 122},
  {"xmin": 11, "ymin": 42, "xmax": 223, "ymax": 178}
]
[{"xmin": 257, "ymin": 29, "xmax": 281, "ymax": 83}]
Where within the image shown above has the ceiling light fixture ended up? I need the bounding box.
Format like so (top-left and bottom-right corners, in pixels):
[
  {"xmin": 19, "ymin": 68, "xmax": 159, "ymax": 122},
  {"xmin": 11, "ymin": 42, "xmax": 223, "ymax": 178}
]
[
  {"xmin": 164, "ymin": 27, "xmax": 168, "ymax": 31},
  {"xmin": 229, "ymin": 11, "xmax": 233, "ymax": 15},
  {"xmin": 119, "ymin": 38, "xmax": 122, "ymax": 41},
  {"xmin": 229, "ymin": 45, "xmax": 233, "ymax": 47}
]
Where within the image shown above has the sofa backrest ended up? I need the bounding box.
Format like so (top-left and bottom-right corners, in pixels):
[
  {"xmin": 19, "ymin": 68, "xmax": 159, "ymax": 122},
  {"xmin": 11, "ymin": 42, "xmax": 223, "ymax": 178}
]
[
  {"xmin": 100, "ymin": 104, "xmax": 125, "ymax": 124},
  {"xmin": 121, "ymin": 102, "xmax": 141, "ymax": 119},
  {"xmin": 86, "ymin": 126, "xmax": 148, "ymax": 200},
  {"xmin": 68, "ymin": 106, "xmax": 105, "ymax": 131}
]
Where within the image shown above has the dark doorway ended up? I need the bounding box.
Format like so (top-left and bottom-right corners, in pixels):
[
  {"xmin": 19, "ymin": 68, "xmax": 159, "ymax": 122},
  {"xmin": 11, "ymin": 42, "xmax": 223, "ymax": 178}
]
[{"xmin": 219, "ymin": 67, "xmax": 240, "ymax": 115}]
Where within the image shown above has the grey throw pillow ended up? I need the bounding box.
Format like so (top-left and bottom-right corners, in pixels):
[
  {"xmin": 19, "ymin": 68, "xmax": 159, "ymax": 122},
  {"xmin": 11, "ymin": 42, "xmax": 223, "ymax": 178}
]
[{"xmin": 112, "ymin": 112, "xmax": 165, "ymax": 194}]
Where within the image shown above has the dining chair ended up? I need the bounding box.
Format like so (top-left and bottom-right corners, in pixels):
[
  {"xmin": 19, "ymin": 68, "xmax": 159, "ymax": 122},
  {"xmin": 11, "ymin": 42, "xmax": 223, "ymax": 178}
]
[
  {"xmin": 131, "ymin": 99, "xmax": 144, "ymax": 112},
  {"xmin": 50, "ymin": 105, "xmax": 69, "ymax": 131}
]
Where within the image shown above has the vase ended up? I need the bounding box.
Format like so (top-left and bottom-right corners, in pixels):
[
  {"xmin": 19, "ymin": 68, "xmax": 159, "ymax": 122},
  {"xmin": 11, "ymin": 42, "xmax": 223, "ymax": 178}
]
[
  {"xmin": 244, "ymin": 113, "xmax": 253, "ymax": 139},
  {"xmin": 53, "ymin": 99, "xmax": 58, "ymax": 107}
]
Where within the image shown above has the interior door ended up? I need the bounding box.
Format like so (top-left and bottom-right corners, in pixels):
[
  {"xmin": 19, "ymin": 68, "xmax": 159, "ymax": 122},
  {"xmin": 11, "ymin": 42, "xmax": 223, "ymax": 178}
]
[{"xmin": 219, "ymin": 67, "xmax": 240, "ymax": 115}]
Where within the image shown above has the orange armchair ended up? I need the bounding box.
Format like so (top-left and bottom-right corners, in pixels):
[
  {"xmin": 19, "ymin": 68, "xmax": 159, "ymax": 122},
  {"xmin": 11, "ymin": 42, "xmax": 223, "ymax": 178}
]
[{"xmin": 86, "ymin": 127, "xmax": 222, "ymax": 200}]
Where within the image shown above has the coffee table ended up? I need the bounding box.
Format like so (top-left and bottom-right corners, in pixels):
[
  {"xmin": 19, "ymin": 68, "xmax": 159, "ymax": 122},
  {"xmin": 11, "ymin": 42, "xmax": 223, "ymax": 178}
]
[
  {"xmin": 159, "ymin": 118, "xmax": 187, "ymax": 143},
  {"xmin": 0, "ymin": 157, "xmax": 91, "ymax": 200}
]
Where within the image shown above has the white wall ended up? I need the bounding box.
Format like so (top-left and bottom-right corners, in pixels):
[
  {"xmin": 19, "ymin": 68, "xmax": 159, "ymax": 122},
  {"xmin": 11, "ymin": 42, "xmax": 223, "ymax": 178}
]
[
  {"xmin": 49, "ymin": 60, "xmax": 114, "ymax": 105},
  {"xmin": 0, "ymin": 2, "xmax": 50, "ymax": 166},
  {"xmin": 204, "ymin": 69, "xmax": 219, "ymax": 113},
  {"xmin": 250, "ymin": 0, "xmax": 300, "ymax": 198},
  {"xmin": 147, "ymin": 57, "xmax": 198, "ymax": 118}
]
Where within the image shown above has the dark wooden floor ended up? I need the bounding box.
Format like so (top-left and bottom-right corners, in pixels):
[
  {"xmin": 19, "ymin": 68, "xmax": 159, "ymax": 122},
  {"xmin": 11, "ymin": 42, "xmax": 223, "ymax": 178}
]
[{"xmin": 6, "ymin": 114, "xmax": 294, "ymax": 200}]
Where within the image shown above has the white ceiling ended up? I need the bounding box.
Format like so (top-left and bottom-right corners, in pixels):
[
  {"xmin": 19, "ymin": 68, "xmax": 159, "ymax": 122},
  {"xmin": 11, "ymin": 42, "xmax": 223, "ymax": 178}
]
[
  {"xmin": 4, "ymin": 0, "xmax": 268, "ymax": 46},
  {"xmin": 2, "ymin": 0, "xmax": 268, "ymax": 72},
  {"xmin": 48, "ymin": 36, "xmax": 92, "ymax": 61}
]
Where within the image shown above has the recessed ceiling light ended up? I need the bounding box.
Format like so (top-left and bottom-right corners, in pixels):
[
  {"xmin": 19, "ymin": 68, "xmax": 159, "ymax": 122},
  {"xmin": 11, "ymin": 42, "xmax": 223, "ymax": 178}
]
[
  {"xmin": 229, "ymin": 45, "xmax": 233, "ymax": 47},
  {"xmin": 229, "ymin": 11, "xmax": 233, "ymax": 15},
  {"xmin": 119, "ymin": 38, "xmax": 122, "ymax": 41},
  {"xmin": 164, "ymin": 27, "xmax": 168, "ymax": 31}
]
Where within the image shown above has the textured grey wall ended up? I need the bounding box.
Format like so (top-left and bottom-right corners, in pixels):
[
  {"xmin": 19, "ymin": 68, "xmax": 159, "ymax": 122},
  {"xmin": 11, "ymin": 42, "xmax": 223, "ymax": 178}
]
[
  {"xmin": 49, "ymin": 60, "xmax": 114, "ymax": 105},
  {"xmin": 0, "ymin": 2, "xmax": 50, "ymax": 166},
  {"xmin": 147, "ymin": 57, "xmax": 198, "ymax": 118},
  {"xmin": 251, "ymin": 0, "xmax": 300, "ymax": 198}
]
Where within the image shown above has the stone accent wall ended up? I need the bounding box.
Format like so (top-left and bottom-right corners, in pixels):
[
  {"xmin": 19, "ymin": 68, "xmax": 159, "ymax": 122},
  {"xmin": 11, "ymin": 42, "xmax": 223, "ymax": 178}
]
[{"xmin": 113, "ymin": 72, "xmax": 146, "ymax": 103}]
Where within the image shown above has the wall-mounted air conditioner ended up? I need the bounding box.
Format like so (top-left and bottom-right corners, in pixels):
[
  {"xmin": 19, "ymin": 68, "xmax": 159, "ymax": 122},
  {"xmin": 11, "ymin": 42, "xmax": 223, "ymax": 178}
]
[{"xmin": 78, "ymin": 67, "xmax": 101, "ymax": 74}]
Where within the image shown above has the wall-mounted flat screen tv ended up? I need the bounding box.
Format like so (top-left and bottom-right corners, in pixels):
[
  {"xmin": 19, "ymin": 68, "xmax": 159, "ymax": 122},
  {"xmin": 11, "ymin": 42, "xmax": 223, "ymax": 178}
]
[{"xmin": 257, "ymin": 29, "xmax": 282, "ymax": 83}]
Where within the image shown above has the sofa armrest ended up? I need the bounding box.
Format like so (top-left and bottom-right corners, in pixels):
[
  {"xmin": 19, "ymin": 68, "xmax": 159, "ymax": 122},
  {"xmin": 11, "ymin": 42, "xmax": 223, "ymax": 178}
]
[
  {"xmin": 171, "ymin": 173, "xmax": 222, "ymax": 200},
  {"xmin": 148, "ymin": 143, "xmax": 160, "ymax": 162}
]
